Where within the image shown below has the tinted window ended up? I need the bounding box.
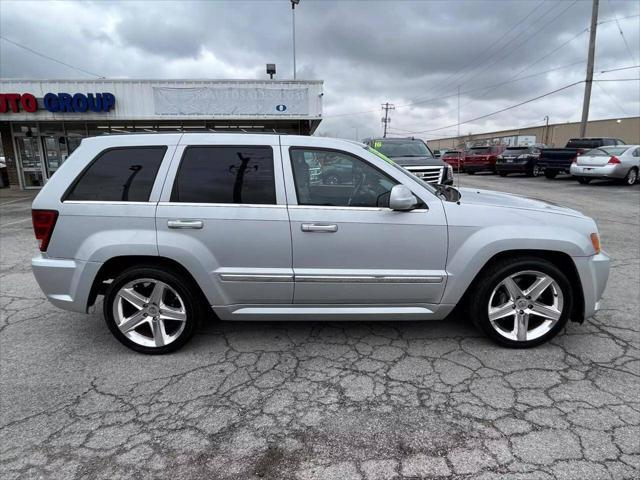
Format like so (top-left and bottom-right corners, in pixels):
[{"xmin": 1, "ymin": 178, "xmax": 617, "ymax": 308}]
[
  {"xmin": 66, "ymin": 146, "xmax": 166, "ymax": 201},
  {"xmin": 290, "ymin": 148, "xmax": 397, "ymax": 207},
  {"xmin": 172, "ymin": 146, "xmax": 275, "ymax": 204},
  {"xmin": 470, "ymin": 147, "xmax": 491, "ymax": 154}
]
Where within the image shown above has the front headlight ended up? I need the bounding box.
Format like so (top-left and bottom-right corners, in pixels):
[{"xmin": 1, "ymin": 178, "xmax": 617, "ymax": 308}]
[{"xmin": 517, "ymin": 154, "xmax": 529, "ymax": 160}]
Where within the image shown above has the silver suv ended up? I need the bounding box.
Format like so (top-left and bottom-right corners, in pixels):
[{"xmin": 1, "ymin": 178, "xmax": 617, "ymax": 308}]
[{"xmin": 32, "ymin": 134, "xmax": 610, "ymax": 354}]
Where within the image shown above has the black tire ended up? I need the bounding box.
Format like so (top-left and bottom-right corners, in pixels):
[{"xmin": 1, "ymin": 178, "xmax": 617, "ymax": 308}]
[
  {"xmin": 544, "ymin": 170, "xmax": 558, "ymax": 179},
  {"xmin": 499, "ymin": 172, "xmax": 508, "ymax": 177},
  {"xmin": 468, "ymin": 256, "xmax": 573, "ymax": 348},
  {"xmin": 622, "ymin": 167, "xmax": 638, "ymax": 186},
  {"xmin": 577, "ymin": 177, "xmax": 592, "ymax": 184},
  {"xmin": 104, "ymin": 266, "xmax": 203, "ymax": 354}
]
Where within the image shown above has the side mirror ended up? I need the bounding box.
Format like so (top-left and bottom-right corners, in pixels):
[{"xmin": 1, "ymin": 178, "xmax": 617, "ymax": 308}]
[{"xmin": 389, "ymin": 185, "xmax": 418, "ymax": 211}]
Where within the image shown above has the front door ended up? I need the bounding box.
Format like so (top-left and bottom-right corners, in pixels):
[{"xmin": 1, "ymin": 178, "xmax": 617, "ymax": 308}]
[
  {"xmin": 281, "ymin": 141, "xmax": 448, "ymax": 305},
  {"xmin": 156, "ymin": 136, "xmax": 293, "ymax": 307}
]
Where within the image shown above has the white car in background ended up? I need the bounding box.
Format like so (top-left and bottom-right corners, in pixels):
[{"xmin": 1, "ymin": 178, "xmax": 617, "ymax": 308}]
[{"xmin": 570, "ymin": 145, "xmax": 640, "ymax": 185}]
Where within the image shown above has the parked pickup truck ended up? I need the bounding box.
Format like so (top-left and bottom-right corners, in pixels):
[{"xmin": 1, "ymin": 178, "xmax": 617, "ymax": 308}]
[{"xmin": 538, "ymin": 138, "xmax": 626, "ymax": 179}]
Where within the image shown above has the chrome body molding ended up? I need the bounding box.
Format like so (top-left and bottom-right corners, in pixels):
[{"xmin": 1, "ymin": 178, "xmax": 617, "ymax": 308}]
[
  {"xmin": 295, "ymin": 275, "xmax": 443, "ymax": 283},
  {"xmin": 220, "ymin": 273, "xmax": 294, "ymax": 282},
  {"xmin": 218, "ymin": 273, "xmax": 443, "ymax": 284}
]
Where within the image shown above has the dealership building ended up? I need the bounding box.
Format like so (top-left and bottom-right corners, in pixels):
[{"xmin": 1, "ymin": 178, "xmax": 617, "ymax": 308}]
[
  {"xmin": 0, "ymin": 79, "xmax": 323, "ymax": 189},
  {"xmin": 426, "ymin": 116, "xmax": 640, "ymax": 151}
]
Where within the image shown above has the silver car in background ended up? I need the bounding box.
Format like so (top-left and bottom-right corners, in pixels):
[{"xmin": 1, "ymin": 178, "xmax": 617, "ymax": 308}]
[
  {"xmin": 31, "ymin": 134, "xmax": 610, "ymax": 354},
  {"xmin": 570, "ymin": 145, "xmax": 640, "ymax": 185}
]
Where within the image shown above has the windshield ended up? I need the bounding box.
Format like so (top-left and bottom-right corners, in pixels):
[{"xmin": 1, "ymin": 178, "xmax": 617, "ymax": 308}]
[
  {"xmin": 584, "ymin": 146, "xmax": 628, "ymax": 156},
  {"xmin": 566, "ymin": 139, "xmax": 605, "ymax": 149},
  {"xmin": 366, "ymin": 146, "xmax": 437, "ymax": 194},
  {"xmin": 503, "ymin": 148, "xmax": 529, "ymax": 155},
  {"xmin": 372, "ymin": 140, "xmax": 433, "ymax": 158}
]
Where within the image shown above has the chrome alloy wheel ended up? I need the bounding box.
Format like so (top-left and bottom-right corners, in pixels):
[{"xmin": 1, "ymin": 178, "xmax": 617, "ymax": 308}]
[
  {"xmin": 113, "ymin": 278, "xmax": 187, "ymax": 348},
  {"xmin": 626, "ymin": 168, "xmax": 638, "ymax": 185},
  {"xmin": 487, "ymin": 270, "xmax": 564, "ymax": 342}
]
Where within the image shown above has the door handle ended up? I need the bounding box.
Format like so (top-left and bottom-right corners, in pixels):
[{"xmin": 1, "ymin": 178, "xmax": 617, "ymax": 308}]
[
  {"xmin": 301, "ymin": 223, "xmax": 338, "ymax": 233},
  {"xmin": 167, "ymin": 219, "xmax": 204, "ymax": 229}
]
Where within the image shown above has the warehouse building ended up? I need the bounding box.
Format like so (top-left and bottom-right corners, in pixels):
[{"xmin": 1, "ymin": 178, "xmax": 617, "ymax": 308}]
[
  {"xmin": 0, "ymin": 79, "xmax": 323, "ymax": 189},
  {"xmin": 427, "ymin": 116, "xmax": 640, "ymax": 151}
]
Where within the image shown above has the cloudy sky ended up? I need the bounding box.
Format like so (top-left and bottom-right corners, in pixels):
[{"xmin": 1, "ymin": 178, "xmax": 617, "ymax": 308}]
[{"xmin": 1, "ymin": 0, "xmax": 638, "ymax": 141}]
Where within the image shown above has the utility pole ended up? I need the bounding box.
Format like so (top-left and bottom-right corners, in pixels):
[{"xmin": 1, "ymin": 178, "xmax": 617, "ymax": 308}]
[
  {"xmin": 291, "ymin": 0, "xmax": 300, "ymax": 80},
  {"xmin": 457, "ymin": 85, "xmax": 461, "ymax": 145},
  {"xmin": 381, "ymin": 102, "xmax": 395, "ymax": 138},
  {"xmin": 580, "ymin": 0, "xmax": 599, "ymax": 137},
  {"xmin": 544, "ymin": 115, "xmax": 549, "ymax": 145}
]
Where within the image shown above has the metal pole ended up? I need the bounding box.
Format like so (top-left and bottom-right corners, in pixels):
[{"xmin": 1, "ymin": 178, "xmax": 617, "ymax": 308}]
[
  {"xmin": 544, "ymin": 115, "xmax": 549, "ymax": 144},
  {"xmin": 580, "ymin": 0, "xmax": 599, "ymax": 137},
  {"xmin": 457, "ymin": 86, "xmax": 461, "ymax": 139},
  {"xmin": 292, "ymin": 3, "xmax": 297, "ymax": 80}
]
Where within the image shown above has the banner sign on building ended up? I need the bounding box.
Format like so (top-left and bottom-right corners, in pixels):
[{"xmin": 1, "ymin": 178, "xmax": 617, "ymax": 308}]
[{"xmin": 153, "ymin": 86, "xmax": 309, "ymax": 116}]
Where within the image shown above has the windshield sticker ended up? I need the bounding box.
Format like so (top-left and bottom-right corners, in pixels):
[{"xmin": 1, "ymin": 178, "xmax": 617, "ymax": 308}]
[{"xmin": 367, "ymin": 147, "xmax": 396, "ymax": 165}]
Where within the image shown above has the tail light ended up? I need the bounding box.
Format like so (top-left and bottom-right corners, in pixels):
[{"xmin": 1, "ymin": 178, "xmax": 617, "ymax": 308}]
[
  {"xmin": 32, "ymin": 209, "xmax": 58, "ymax": 252},
  {"xmin": 608, "ymin": 156, "xmax": 621, "ymax": 164}
]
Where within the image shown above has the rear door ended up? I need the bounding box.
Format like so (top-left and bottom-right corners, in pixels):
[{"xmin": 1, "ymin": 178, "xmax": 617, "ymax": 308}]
[
  {"xmin": 156, "ymin": 135, "xmax": 293, "ymax": 307},
  {"xmin": 281, "ymin": 137, "xmax": 448, "ymax": 305}
]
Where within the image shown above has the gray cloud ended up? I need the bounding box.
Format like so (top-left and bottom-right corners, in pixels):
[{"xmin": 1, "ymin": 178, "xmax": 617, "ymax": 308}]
[{"xmin": 1, "ymin": 0, "xmax": 638, "ymax": 141}]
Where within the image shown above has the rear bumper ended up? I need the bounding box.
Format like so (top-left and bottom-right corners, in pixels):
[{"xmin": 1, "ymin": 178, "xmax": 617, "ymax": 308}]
[
  {"xmin": 495, "ymin": 162, "xmax": 530, "ymax": 173},
  {"xmin": 538, "ymin": 161, "xmax": 571, "ymax": 172},
  {"xmin": 32, "ymin": 255, "xmax": 102, "ymax": 313},
  {"xmin": 570, "ymin": 163, "xmax": 627, "ymax": 179},
  {"xmin": 573, "ymin": 252, "xmax": 611, "ymax": 320}
]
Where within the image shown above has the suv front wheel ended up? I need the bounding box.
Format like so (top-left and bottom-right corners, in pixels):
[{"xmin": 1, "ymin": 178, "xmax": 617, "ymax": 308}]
[
  {"xmin": 104, "ymin": 266, "xmax": 201, "ymax": 354},
  {"xmin": 469, "ymin": 257, "xmax": 573, "ymax": 348}
]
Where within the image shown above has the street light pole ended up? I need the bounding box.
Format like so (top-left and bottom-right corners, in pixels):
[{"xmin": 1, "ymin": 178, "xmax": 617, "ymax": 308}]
[{"xmin": 291, "ymin": 0, "xmax": 300, "ymax": 80}]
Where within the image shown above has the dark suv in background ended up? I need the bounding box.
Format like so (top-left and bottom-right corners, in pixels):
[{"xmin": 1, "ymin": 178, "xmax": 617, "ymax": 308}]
[
  {"xmin": 367, "ymin": 137, "xmax": 453, "ymax": 185},
  {"xmin": 495, "ymin": 145, "xmax": 546, "ymax": 177}
]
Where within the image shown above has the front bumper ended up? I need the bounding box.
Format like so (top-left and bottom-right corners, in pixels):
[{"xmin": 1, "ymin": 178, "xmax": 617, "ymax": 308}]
[
  {"xmin": 32, "ymin": 255, "xmax": 102, "ymax": 313},
  {"xmin": 570, "ymin": 163, "xmax": 627, "ymax": 179},
  {"xmin": 573, "ymin": 251, "xmax": 611, "ymax": 320}
]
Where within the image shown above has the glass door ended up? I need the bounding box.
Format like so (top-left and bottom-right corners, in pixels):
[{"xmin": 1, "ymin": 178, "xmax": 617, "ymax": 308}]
[
  {"xmin": 41, "ymin": 136, "xmax": 68, "ymax": 178},
  {"xmin": 16, "ymin": 136, "xmax": 44, "ymax": 188}
]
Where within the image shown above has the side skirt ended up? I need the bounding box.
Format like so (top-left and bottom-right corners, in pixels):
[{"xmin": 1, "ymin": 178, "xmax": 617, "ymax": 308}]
[{"xmin": 212, "ymin": 303, "xmax": 456, "ymax": 321}]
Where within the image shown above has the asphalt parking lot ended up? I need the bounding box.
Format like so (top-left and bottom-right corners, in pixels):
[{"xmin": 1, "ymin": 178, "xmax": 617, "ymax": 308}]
[{"xmin": 1, "ymin": 174, "xmax": 638, "ymax": 480}]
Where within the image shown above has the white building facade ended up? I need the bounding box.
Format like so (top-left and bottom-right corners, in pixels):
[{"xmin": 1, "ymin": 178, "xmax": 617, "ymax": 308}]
[{"xmin": 0, "ymin": 79, "xmax": 323, "ymax": 189}]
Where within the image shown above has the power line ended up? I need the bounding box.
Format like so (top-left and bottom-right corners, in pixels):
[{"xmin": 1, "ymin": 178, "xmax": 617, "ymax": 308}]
[
  {"xmin": 599, "ymin": 65, "xmax": 640, "ymax": 73},
  {"xmin": 325, "ymin": 60, "xmax": 586, "ymax": 119},
  {"xmin": 404, "ymin": 0, "xmax": 550, "ymax": 106},
  {"xmin": 0, "ymin": 35, "xmax": 105, "ymax": 78},
  {"xmin": 595, "ymin": 81, "xmax": 630, "ymax": 116},
  {"xmin": 396, "ymin": 81, "xmax": 584, "ymax": 135},
  {"xmin": 607, "ymin": 0, "xmax": 638, "ymax": 64}
]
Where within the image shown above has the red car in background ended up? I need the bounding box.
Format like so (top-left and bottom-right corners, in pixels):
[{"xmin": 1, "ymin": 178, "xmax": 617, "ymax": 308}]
[
  {"xmin": 442, "ymin": 150, "xmax": 465, "ymax": 171},
  {"xmin": 464, "ymin": 145, "xmax": 506, "ymax": 174}
]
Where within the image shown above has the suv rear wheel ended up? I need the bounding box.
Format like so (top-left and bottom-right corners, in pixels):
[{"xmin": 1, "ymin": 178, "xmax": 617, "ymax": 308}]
[
  {"xmin": 469, "ymin": 257, "xmax": 572, "ymax": 348},
  {"xmin": 104, "ymin": 266, "xmax": 201, "ymax": 354}
]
